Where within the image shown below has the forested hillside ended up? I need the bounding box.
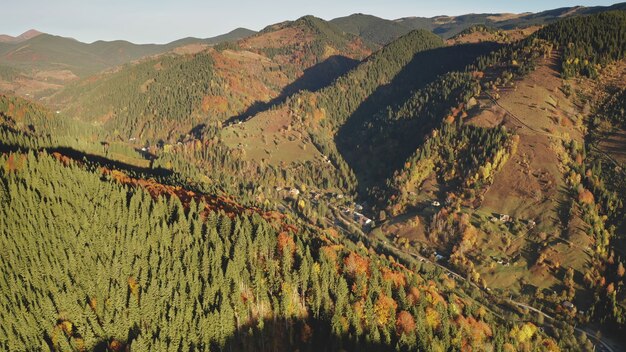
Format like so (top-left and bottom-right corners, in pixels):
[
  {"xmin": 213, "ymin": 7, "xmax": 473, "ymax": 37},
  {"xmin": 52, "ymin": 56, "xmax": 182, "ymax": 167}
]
[
  {"xmin": 331, "ymin": 2, "xmax": 626, "ymax": 44},
  {"xmin": 1, "ymin": 123, "xmax": 585, "ymax": 351},
  {"xmin": 51, "ymin": 16, "xmax": 372, "ymax": 141}
]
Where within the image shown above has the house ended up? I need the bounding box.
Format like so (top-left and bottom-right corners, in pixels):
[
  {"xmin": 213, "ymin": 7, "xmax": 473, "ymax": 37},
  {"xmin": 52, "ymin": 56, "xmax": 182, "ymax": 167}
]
[
  {"xmin": 289, "ymin": 188, "xmax": 300, "ymax": 197},
  {"xmin": 499, "ymin": 214, "xmax": 511, "ymax": 222},
  {"xmin": 434, "ymin": 252, "xmax": 447, "ymax": 261},
  {"xmin": 431, "ymin": 201, "xmax": 441, "ymax": 207},
  {"xmin": 353, "ymin": 212, "xmax": 374, "ymax": 228},
  {"xmin": 355, "ymin": 204, "xmax": 364, "ymax": 211}
]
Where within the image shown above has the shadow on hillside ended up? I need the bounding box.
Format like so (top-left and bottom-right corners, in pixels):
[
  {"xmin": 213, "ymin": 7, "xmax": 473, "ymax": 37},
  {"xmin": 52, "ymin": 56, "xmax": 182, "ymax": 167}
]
[
  {"xmin": 223, "ymin": 55, "xmax": 359, "ymax": 126},
  {"xmin": 281, "ymin": 55, "xmax": 360, "ymax": 96},
  {"xmin": 0, "ymin": 140, "xmax": 174, "ymax": 178},
  {"xmin": 85, "ymin": 317, "xmax": 406, "ymax": 352},
  {"xmin": 333, "ymin": 43, "xmax": 501, "ymax": 199}
]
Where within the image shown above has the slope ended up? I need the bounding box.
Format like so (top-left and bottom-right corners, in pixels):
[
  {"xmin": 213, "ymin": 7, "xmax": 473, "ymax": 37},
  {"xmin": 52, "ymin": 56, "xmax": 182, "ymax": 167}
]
[
  {"xmin": 52, "ymin": 16, "xmax": 371, "ymax": 142},
  {"xmin": 379, "ymin": 11, "xmax": 626, "ymax": 338},
  {"xmin": 0, "ymin": 94, "xmax": 585, "ymax": 352}
]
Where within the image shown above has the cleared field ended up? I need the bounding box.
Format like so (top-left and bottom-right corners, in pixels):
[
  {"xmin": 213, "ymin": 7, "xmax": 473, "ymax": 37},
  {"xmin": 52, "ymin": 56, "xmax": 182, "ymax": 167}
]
[
  {"xmin": 221, "ymin": 107, "xmax": 322, "ymax": 166},
  {"xmin": 469, "ymin": 52, "xmax": 583, "ymax": 224}
]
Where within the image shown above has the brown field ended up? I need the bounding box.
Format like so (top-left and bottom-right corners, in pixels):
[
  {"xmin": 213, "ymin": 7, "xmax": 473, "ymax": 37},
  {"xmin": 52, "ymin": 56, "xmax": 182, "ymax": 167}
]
[
  {"xmin": 172, "ymin": 43, "xmax": 209, "ymax": 55},
  {"xmin": 33, "ymin": 69, "xmax": 79, "ymax": 81},
  {"xmin": 446, "ymin": 26, "xmax": 540, "ymax": 45},
  {"xmin": 485, "ymin": 13, "xmax": 528, "ymax": 22},
  {"xmin": 469, "ymin": 51, "xmax": 583, "ymax": 223}
]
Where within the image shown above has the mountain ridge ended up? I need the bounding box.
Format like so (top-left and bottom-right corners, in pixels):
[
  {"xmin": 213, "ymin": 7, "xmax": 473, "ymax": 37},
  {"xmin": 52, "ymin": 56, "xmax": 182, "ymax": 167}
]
[{"xmin": 0, "ymin": 29, "xmax": 42, "ymax": 43}]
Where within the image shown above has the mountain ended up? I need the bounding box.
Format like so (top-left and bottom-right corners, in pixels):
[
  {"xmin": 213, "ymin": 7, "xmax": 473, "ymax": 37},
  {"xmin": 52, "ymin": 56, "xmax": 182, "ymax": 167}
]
[
  {"xmin": 0, "ymin": 28, "xmax": 256, "ymax": 77},
  {"xmin": 51, "ymin": 15, "xmax": 371, "ymax": 141},
  {"xmin": 0, "ymin": 27, "xmax": 256, "ymax": 99},
  {"xmin": 0, "ymin": 29, "xmax": 42, "ymax": 43},
  {"xmin": 331, "ymin": 2, "xmax": 626, "ymax": 44},
  {"xmin": 217, "ymin": 11, "xmax": 626, "ymax": 342},
  {"xmin": 0, "ymin": 33, "xmax": 165, "ymax": 76},
  {"xmin": 165, "ymin": 27, "xmax": 257, "ymax": 48},
  {"xmin": 329, "ymin": 13, "xmax": 411, "ymax": 45}
]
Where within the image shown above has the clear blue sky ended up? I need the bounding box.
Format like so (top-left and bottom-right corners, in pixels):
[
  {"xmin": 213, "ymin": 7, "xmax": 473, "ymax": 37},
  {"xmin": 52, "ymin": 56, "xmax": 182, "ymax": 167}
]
[{"xmin": 2, "ymin": 0, "xmax": 620, "ymax": 44}]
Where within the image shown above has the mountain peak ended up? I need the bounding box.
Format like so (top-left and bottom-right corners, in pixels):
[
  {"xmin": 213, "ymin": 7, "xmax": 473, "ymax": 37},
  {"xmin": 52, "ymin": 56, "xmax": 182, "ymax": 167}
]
[
  {"xmin": 18, "ymin": 29, "xmax": 43, "ymax": 40},
  {"xmin": 0, "ymin": 29, "xmax": 43, "ymax": 43}
]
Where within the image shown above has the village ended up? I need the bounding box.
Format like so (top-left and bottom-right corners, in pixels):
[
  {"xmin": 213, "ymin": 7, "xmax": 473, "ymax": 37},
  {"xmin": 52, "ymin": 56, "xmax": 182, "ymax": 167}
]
[{"xmin": 273, "ymin": 185, "xmax": 376, "ymax": 231}]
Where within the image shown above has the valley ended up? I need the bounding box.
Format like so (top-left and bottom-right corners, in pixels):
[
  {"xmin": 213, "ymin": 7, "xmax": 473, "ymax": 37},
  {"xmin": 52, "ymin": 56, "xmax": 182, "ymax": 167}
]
[{"xmin": 1, "ymin": 3, "xmax": 626, "ymax": 351}]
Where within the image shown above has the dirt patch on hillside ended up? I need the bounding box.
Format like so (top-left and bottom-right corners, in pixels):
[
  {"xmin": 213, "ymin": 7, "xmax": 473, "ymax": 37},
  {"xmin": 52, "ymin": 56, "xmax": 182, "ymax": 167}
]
[
  {"xmin": 172, "ymin": 44, "xmax": 209, "ymax": 55},
  {"xmin": 0, "ymin": 77, "xmax": 63, "ymax": 97},
  {"xmin": 486, "ymin": 13, "xmax": 527, "ymax": 22},
  {"xmin": 446, "ymin": 26, "xmax": 540, "ymax": 45},
  {"xmin": 481, "ymin": 133, "xmax": 559, "ymax": 222},
  {"xmin": 33, "ymin": 69, "xmax": 78, "ymax": 81}
]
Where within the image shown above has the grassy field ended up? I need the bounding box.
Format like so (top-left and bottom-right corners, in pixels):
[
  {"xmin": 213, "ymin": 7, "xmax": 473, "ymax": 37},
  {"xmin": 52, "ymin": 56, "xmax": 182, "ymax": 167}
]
[{"xmin": 221, "ymin": 107, "xmax": 322, "ymax": 166}]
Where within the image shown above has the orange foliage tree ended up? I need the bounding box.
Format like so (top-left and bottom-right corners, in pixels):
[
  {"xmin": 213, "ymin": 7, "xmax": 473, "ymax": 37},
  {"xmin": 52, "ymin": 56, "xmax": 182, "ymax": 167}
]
[
  {"xmin": 395, "ymin": 310, "xmax": 416, "ymax": 335},
  {"xmin": 343, "ymin": 252, "xmax": 369, "ymax": 278}
]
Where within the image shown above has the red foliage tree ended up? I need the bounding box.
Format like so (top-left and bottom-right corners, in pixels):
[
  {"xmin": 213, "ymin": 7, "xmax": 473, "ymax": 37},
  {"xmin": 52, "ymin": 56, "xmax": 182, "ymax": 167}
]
[
  {"xmin": 277, "ymin": 232, "xmax": 296, "ymax": 255},
  {"xmin": 396, "ymin": 310, "xmax": 416, "ymax": 335}
]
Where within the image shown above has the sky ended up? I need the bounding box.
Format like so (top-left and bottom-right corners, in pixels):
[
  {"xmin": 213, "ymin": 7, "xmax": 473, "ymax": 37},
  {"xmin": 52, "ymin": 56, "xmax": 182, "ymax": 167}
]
[{"xmin": 1, "ymin": 0, "xmax": 620, "ymax": 44}]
